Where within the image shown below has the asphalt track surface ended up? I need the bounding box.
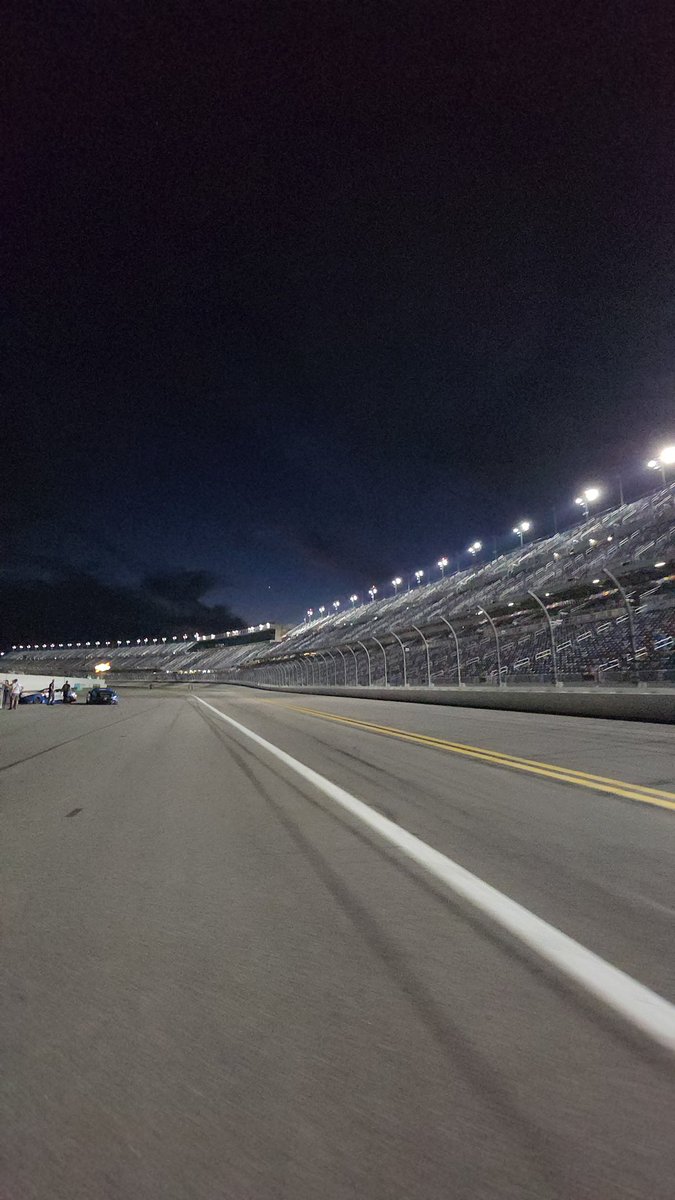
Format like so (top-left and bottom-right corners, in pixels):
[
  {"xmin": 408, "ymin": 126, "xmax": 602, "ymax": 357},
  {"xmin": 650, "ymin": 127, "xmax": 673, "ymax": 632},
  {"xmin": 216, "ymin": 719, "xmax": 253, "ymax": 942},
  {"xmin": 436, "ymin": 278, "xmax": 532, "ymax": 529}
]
[{"xmin": 2, "ymin": 686, "xmax": 674, "ymax": 1200}]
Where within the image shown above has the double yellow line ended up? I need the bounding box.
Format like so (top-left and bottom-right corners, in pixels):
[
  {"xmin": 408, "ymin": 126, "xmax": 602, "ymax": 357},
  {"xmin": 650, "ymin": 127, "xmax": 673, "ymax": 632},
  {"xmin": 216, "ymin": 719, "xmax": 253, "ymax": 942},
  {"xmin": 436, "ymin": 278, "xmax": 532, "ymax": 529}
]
[{"xmin": 277, "ymin": 702, "xmax": 675, "ymax": 812}]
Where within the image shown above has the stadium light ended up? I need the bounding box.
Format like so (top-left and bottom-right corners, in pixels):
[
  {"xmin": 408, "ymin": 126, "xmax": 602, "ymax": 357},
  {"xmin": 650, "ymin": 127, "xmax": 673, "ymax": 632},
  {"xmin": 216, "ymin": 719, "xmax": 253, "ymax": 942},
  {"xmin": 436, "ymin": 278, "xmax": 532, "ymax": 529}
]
[
  {"xmin": 306, "ymin": 608, "xmax": 314, "ymax": 619},
  {"xmin": 647, "ymin": 444, "xmax": 675, "ymax": 485},
  {"xmin": 467, "ymin": 540, "xmax": 482, "ymax": 557},
  {"xmin": 333, "ymin": 600, "xmax": 340, "ymax": 610},
  {"xmin": 414, "ymin": 570, "xmax": 424, "ymax": 585},
  {"xmin": 392, "ymin": 576, "xmax": 402, "ymax": 593},
  {"xmin": 349, "ymin": 594, "xmax": 359, "ymax": 606},
  {"xmin": 368, "ymin": 586, "xmax": 378, "ymax": 600},
  {"xmin": 512, "ymin": 522, "xmax": 531, "ymax": 546},
  {"xmin": 437, "ymin": 557, "xmax": 448, "ymax": 576},
  {"xmin": 318, "ymin": 606, "xmax": 326, "ymax": 615},
  {"xmin": 574, "ymin": 487, "xmax": 601, "ymax": 518}
]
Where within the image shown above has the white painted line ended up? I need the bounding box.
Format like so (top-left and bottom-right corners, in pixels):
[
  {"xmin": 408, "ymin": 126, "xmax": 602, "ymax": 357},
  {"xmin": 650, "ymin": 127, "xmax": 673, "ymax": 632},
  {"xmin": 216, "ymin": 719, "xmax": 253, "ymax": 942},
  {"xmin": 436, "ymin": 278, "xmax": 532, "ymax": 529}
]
[{"xmin": 195, "ymin": 695, "xmax": 675, "ymax": 1055}]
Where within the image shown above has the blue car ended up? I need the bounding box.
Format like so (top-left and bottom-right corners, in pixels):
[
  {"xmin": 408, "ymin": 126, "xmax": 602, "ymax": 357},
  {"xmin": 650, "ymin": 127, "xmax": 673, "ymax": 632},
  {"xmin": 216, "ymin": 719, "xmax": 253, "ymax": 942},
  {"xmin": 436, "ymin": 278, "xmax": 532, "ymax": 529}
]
[
  {"xmin": 19, "ymin": 692, "xmax": 47, "ymax": 704},
  {"xmin": 86, "ymin": 687, "xmax": 119, "ymax": 705}
]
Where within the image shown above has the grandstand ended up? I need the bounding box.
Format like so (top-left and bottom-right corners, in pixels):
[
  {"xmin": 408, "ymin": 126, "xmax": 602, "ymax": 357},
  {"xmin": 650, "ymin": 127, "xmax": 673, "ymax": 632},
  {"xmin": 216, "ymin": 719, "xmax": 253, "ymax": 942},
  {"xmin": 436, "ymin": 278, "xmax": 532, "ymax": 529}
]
[{"xmin": 3, "ymin": 485, "xmax": 674, "ymax": 687}]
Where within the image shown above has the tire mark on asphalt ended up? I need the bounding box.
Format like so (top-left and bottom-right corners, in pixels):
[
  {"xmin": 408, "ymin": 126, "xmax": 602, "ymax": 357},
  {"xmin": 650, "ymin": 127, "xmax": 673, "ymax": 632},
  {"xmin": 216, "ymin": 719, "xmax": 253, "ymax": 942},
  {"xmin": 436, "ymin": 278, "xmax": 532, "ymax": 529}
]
[{"xmin": 0, "ymin": 705, "xmax": 163, "ymax": 774}]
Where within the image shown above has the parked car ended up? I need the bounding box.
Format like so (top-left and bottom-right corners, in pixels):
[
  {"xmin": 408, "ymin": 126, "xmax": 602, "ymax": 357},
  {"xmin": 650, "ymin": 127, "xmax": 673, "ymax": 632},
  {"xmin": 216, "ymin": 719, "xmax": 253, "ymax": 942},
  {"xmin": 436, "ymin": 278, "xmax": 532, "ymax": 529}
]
[
  {"xmin": 86, "ymin": 687, "xmax": 119, "ymax": 705},
  {"xmin": 19, "ymin": 692, "xmax": 47, "ymax": 704}
]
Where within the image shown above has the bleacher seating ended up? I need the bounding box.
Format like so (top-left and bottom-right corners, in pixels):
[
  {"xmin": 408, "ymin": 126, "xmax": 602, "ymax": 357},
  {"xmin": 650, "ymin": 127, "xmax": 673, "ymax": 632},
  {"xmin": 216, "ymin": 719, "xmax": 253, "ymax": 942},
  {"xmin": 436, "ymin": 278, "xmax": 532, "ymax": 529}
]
[{"xmin": 2, "ymin": 484, "xmax": 673, "ymax": 686}]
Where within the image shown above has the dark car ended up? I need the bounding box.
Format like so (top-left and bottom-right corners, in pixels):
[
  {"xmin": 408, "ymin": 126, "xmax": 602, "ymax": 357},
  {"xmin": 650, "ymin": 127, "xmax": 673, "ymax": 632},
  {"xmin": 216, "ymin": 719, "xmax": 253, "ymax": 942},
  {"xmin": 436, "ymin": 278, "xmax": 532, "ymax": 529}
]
[
  {"xmin": 86, "ymin": 687, "xmax": 119, "ymax": 705},
  {"xmin": 19, "ymin": 691, "xmax": 47, "ymax": 704}
]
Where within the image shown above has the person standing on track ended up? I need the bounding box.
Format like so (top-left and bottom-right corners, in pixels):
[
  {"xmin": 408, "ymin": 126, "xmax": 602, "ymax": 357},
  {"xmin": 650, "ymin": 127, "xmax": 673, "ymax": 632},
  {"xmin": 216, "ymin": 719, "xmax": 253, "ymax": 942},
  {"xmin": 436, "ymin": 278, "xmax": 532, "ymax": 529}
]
[
  {"xmin": 2, "ymin": 679, "xmax": 10, "ymax": 709},
  {"xmin": 10, "ymin": 679, "xmax": 23, "ymax": 710},
  {"xmin": 47, "ymin": 679, "xmax": 55, "ymax": 705},
  {"xmin": 61, "ymin": 680, "xmax": 71, "ymax": 704}
]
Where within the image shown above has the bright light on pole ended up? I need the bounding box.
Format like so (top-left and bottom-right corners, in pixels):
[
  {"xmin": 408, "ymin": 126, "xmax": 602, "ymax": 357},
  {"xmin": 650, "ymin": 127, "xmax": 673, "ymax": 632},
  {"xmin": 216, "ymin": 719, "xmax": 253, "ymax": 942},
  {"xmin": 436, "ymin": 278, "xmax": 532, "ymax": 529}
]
[
  {"xmin": 467, "ymin": 540, "xmax": 482, "ymax": 557},
  {"xmin": 318, "ymin": 606, "xmax": 326, "ymax": 615},
  {"xmin": 512, "ymin": 522, "xmax": 531, "ymax": 546},
  {"xmin": 392, "ymin": 576, "xmax": 402, "ymax": 593},
  {"xmin": 574, "ymin": 487, "xmax": 601, "ymax": 519},
  {"xmin": 333, "ymin": 600, "xmax": 340, "ymax": 610},
  {"xmin": 349, "ymin": 594, "xmax": 358, "ymax": 606},
  {"xmin": 437, "ymin": 557, "xmax": 448, "ymax": 576},
  {"xmin": 368, "ymin": 586, "xmax": 378, "ymax": 601},
  {"xmin": 414, "ymin": 569, "xmax": 424, "ymax": 585},
  {"xmin": 647, "ymin": 445, "xmax": 675, "ymax": 486}
]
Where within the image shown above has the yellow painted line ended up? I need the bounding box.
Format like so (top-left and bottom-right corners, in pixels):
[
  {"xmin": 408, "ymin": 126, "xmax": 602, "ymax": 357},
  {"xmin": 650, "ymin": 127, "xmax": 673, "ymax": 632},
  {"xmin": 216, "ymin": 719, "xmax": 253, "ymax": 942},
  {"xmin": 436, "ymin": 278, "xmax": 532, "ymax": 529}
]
[{"xmin": 271, "ymin": 701, "xmax": 675, "ymax": 813}]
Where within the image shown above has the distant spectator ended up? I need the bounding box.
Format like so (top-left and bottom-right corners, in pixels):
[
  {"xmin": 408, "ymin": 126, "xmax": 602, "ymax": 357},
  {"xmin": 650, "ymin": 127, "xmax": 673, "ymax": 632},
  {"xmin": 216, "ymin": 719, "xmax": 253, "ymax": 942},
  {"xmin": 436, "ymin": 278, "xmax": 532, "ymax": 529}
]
[
  {"xmin": 47, "ymin": 679, "xmax": 55, "ymax": 705},
  {"xmin": 2, "ymin": 679, "xmax": 10, "ymax": 709},
  {"xmin": 10, "ymin": 679, "xmax": 23, "ymax": 710}
]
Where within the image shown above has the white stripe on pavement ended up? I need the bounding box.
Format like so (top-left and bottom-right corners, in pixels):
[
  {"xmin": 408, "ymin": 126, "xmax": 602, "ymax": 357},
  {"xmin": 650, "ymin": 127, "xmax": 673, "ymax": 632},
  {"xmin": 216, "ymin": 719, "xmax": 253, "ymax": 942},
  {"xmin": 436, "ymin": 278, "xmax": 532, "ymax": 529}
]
[{"xmin": 196, "ymin": 695, "xmax": 675, "ymax": 1056}]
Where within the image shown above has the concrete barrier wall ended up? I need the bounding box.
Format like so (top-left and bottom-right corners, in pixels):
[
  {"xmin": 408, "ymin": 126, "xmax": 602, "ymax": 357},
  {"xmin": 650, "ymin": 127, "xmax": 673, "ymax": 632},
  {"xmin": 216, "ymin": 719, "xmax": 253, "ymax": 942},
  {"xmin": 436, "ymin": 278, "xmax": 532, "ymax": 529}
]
[{"xmin": 231, "ymin": 682, "xmax": 675, "ymax": 723}]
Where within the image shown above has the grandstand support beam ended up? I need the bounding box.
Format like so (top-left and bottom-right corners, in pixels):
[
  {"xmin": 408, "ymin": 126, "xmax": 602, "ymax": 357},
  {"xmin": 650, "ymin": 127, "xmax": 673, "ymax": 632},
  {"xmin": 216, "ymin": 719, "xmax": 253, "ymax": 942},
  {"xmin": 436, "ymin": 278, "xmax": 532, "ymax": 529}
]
[
  {"xmin": 391, "ymin": 632, "xmax": 408, "ymax": 687},
  {"xmin": 346, "ymin": 645, "xmax": 359, "ymax": 685},
  {"xmin": 439, "ymin": 616, "xmax": 462, "ymax": 686},
  {"xmin": 336, "ymin": 647, "xmax": 348, "ymax": 685},
  {"xmin": 373, "ymin": 638, "xmax": 388, "ymax": 687},
  {"xmin": 478, "ymin": 607, "xmax": 504, "ymax": 686},
  {"xmin": 357, "ymin": 641, "xmax": 373, "ymax": 687},
  {"xmin": 604, "ymin": 569, "xmax": 639, "ymax": 684},
  {"xmin": 325, "ymin": 650, "xmax": 339, "ymax": 685},
  {"xmin": 412, "ymin": 624, "xmax": 432, "ymax": 687},
  {"xmin": 527, "ymin": 590, "xmax": 559, "ymax": 685}
]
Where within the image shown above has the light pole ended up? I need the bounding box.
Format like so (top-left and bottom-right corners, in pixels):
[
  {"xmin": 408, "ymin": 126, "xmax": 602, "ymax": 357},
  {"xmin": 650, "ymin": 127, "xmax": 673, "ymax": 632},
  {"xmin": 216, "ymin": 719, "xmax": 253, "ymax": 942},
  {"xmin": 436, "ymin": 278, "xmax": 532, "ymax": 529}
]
[
  {"xmin": 332, "ymin": 600, "xmax": 340, "ymax": 616},
  {"xmin": 349, "ymin": 594, "xmax": 359, "ymax": 607},
  {"xmin": 318, "ymin": 606, "xmax": 326, "ymax": 618},
  {"xmin": 467, "ymin": 540, "xmax": 482, "ymax": 560},
  {"xmin": 512, "ymin": 521, "xmax": 531, "ymax": 547},
  {"xmin": 437, "ymin": 557, "xmax": 448, "ymax": 577},
  {"xmin": 414, "ymin": 570, "xmax": 424, "ymax": 586},
  {"xmin": 368, "ymin": 586, "xmax": 378, "ymax": 602},
  {"xmin": 392, "ymin": 576, "xmax": 402, "ymax": 594},
  {"xmin": 574, "ymin": 487, "xmax": 601, "ymax": 520},
  {"xmin": 306, "ymin": 608, "xmax": 314, "ymax": 622},
  {"xmin": 647, "ymin": 445, "xmax": 675, "ymax": 487}
]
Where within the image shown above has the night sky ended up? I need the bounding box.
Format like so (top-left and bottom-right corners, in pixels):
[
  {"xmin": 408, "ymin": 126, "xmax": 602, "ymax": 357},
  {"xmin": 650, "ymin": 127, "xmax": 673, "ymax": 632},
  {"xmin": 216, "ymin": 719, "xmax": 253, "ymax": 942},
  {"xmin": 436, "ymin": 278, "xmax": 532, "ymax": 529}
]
[{"xmin": 6, "ymin": 2, "xmax": 675, "ymax": 642}]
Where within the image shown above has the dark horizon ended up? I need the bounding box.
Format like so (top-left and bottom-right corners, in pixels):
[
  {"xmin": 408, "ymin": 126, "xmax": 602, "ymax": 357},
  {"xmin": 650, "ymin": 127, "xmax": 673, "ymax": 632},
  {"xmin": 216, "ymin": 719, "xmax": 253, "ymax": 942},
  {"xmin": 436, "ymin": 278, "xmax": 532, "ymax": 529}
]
[{"xmin": 6, "ymin": 3, "xmax": 675, "ymax": 639}]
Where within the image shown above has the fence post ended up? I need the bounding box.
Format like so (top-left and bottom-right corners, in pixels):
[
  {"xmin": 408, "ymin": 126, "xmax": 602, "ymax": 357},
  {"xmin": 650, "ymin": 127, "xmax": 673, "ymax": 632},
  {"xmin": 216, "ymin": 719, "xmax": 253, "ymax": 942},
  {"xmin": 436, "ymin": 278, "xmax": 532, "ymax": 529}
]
[
  {"xmin": 347, "ymin": 645, "xmax": 359, "ymax": 685},
  {"xmin": 411, "ymin": 624, "xmax": 432, "ymax": 686},
  {"xmin": 372, "ymin": 637, "xmax": 388, "ymax": 686},
  {"xmin": 336, "ymin": 647, "xmax": 348, "ymax": 685},
  {"xmin": 605, "ymin": 568, "xmax": 640, "ymax": 684},
  {"xmin": 528, "ymin": 590, "xmax": 559, "ymax": 685},
  {"xmin": 325, "ymin": 649, "xmax": 339, "ymax": 685},
  {"xmin": 439, "ymin": 616, "xmax": 462, "ymax": 685},
  {"xmin": 390, "ymin": 632, "xmax": 408, "ymax": 687},
  {"xmin": 358, "ymin": 640, "xmax": 373, "ymax": 686},
  {"xmin": 477, "ymin": 607, "xmax": 504, "ymax": 685}
]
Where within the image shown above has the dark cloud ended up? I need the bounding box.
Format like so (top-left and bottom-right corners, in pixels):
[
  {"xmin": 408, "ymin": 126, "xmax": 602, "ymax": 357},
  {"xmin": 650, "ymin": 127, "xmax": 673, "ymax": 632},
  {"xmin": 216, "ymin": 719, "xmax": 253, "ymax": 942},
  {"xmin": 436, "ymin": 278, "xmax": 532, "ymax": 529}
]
[{"xmin": 1, "ymin": 567, "xmax": 245, "ymax": 645}]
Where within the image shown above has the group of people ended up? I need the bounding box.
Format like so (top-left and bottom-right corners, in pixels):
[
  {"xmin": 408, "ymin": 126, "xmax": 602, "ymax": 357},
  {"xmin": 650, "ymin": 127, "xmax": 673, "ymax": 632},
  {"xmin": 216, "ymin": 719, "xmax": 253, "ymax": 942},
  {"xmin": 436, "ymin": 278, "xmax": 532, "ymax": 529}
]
[
  {"xmin": 2, "ymin": 679, "xmax": 23, "ymax": 709},
  {"xmin": 2, "ymin": 679, "xmax": 74, "ymax": 709}
]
